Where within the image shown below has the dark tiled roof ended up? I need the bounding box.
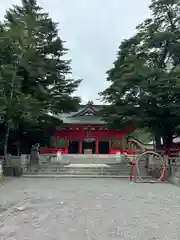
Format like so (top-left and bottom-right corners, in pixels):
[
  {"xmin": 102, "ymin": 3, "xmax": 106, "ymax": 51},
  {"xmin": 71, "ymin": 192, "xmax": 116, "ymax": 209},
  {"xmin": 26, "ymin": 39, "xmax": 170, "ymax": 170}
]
[{"xmin": 53, "ymin": 102, "xmax": 104, "ymax": 124}]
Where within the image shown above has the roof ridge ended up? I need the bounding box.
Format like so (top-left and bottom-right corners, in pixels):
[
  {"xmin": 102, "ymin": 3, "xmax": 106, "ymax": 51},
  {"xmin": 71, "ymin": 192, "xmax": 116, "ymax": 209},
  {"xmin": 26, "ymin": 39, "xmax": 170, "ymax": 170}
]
[{"xmin": 69, "ymin": 103, "xmax": 99, "ymax": 118}]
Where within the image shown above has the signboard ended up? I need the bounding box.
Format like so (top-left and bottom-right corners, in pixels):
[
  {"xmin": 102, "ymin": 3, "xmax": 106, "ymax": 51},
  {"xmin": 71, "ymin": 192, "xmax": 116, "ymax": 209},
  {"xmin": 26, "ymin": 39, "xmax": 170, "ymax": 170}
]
[{"xmin": 83, "ymin": 138, "xmax": 95, "ymax": 142}]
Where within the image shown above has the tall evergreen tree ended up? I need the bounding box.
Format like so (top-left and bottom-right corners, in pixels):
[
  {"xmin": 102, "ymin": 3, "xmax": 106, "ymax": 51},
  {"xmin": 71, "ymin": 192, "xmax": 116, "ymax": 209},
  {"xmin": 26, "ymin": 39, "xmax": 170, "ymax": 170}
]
[
  {"xmin": 101, "ymin": 0, "xmax": 180, "ymax": 149},
  {"xmin": 5, "ymin": 0, "xmax": 81, "ymax": 114},
  {"xmin": 0, "ymin": 0, "xmax": 81, "ymax": 158},
  {"xmin": 0, "ymin": 20, "xmax": 41, "ymax": 160}
]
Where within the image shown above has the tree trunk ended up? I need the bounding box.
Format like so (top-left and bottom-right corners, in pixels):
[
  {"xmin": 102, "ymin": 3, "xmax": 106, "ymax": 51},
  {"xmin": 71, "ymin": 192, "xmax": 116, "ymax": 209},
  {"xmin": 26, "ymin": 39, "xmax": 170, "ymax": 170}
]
[
  {"xmin": 4, "ymin": 123, "xmax": 10, "ymax": 165},
  {"xmin": 16, "ymin": 141, "xmax": 20, "ymax": 156},
  {"xmin": 155, "ymin": 132, "xmax": 162, "ymax": 150},
  {"xmin": 17, "ymin": 146, "xmax": 20, "ymax": 156},
  {"xmin": 162, "ymin": 135, "xmax": 173, "ymax": 170},
  {"xmin": 163, "ymin": 135, "xmax": 173, "ymax": 153}
]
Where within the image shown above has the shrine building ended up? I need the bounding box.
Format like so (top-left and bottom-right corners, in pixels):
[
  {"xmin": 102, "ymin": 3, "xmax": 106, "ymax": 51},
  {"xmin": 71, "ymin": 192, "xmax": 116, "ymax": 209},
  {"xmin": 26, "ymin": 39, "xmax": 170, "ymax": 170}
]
[{"xmin": 41, "ymin": 101, "xmax": 136, "ymax": 154}]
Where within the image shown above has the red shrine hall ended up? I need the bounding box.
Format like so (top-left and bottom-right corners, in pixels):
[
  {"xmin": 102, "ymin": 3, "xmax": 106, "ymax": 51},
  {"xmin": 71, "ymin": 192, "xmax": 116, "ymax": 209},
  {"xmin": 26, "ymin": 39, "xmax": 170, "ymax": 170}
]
[{"xmin": 41, "ymin": 101, "xmax": 135, "ymax": 154}]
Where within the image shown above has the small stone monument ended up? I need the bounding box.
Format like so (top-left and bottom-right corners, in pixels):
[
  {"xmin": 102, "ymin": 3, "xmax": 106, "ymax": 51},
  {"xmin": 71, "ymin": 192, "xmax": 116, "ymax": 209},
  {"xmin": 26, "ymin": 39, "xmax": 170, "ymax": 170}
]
[
  {"xmin": 56, "ymin": 150, "xmax": 62, "ymax": 162},
  {"xmin": 30, "ymin": 143, "xmax": 40, "ymax": 164},
  {"xmin": 0, "ymin": 160, "xmax": 3, "ymax": 181},
  {"xmin": 116, "ymin": 151, "xmax": 122, "ymax": 163}
]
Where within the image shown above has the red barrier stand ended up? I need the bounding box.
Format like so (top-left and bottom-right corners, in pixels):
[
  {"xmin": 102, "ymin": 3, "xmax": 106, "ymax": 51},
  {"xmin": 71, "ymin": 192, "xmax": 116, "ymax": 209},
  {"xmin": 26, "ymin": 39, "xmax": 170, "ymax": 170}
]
[
  {"xmin": 162, "ymin": 154, "xmax": 167, "ymax": 183},
  {"xmin": 129, "ymin": 164, "xmax": 133, "ymax": 181},
  {"xmin": 129, "ymin": 160, "xmax": 136, "ymax": 182}
]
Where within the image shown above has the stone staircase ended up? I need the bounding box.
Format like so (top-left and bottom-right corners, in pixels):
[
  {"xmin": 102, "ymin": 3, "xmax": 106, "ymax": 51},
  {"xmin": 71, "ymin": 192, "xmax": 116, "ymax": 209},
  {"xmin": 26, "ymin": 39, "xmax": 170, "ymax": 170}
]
[
  {"xmin": 22, "ymin": 163, "xmax": 132, "ymax": 178},
  {"xmin": 38, "ymin": 153, "xmax": 137, "ymax": 165},
  {"xmin": 22, "ymin": 154, "xmax": 152, "ymax": 179}
]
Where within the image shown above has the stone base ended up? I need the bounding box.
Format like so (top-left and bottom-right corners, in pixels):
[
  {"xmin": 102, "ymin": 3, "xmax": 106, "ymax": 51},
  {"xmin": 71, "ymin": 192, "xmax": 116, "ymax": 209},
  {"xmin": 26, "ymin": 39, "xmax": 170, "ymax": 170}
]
[{"xmin": 3, "ymin": 167, "xmax": 23, "ymax": 177}]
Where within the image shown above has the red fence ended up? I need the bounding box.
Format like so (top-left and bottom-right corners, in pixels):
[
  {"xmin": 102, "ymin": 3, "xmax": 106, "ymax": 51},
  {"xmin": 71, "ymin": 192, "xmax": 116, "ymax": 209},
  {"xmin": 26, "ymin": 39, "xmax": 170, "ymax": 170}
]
[
  {"xmin": 40, "ymin": 148, "xmax": 68, "ymax": 154},
  {"xmin": 40, "ymin": 147, "xmax": 139, "ymax": 155}
]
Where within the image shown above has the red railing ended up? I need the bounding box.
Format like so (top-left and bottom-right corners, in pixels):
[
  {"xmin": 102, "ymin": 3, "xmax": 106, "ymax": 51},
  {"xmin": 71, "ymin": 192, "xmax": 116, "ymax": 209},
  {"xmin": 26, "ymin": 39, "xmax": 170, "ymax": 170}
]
[
  {"xmin": 40, "ymin": 148, "xmax": 68, "ymax": 154},
  {"xmin": 40, "ymin": 147, "xmax": 139, "ymax": 155},
  {"xmin": 109, "ymin": 148, "xmax": 138, "ymax": 155}
]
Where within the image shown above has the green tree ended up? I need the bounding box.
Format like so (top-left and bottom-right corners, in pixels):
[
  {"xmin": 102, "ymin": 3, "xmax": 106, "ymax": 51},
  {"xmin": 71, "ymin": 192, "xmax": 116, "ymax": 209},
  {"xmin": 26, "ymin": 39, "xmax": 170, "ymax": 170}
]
[
  {"xmin": 7, "ymin": 115, "xmax": 61, "ymax": 154},
  {"xmin": 5, "ymin": 0, "xmax": 81, "ymax": 114},
  {"xmin": 101, "ymin": 0, "xmax": 180, "ymax": 149},
  {"xmin": 0, "ymin": 21, "xmax": 42, "ymax": 162},
  {"xmin": 127, "ymin": 129, "xmax": 153, "ymax": 144},
  {"xmin": 0, "ymin": 0, "xmax": 81, "ymax": 159}
]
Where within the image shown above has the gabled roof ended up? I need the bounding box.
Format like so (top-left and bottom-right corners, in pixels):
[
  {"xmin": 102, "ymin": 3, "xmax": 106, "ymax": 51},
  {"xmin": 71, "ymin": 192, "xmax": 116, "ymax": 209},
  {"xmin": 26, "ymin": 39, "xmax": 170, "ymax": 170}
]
[
  {"xmin": 69, "ymin": 101, "xmax": 100, "ymax": 118},
  {"xmin": 53, "ymin": 101, "xmax": 104, "ymax": 124}
]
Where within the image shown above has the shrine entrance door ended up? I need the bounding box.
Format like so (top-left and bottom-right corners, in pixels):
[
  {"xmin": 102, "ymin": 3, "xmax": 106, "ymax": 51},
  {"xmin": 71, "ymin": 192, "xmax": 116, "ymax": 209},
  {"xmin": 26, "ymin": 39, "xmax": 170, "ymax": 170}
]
[{"xmin": 82, "ymin": 138, "xmax": 96, "ymax": 154}]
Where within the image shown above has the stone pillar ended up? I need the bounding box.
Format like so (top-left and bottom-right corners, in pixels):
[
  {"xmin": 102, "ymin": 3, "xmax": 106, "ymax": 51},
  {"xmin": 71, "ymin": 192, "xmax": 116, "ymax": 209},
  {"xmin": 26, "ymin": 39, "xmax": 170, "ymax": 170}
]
[
  {"xmin": 79, "ymin": 140, "xmax": 82, "ymax": 154},
  {"xmin": 0, "ymin": 161, "xmax": 3, "ymax": 180},
  {"xmin": 96, "ymin": 139, "xmax": 99, "ymax": 154}
]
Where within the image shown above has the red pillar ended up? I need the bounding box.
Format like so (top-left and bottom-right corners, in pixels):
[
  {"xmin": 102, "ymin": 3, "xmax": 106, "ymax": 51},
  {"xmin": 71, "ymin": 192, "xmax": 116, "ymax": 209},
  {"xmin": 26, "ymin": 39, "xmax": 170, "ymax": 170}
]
[
  {"xmin": 65, "ymin": 137, "xmax": 68, "ymax": 153},
  {"xmin": 162, "ymin": 154, "xmax": 167, "ymax": 183},
  {"xmin": 96, "ymin": 139, "xmax": 99, "ymax": 154},
  {"xmin": 79, "ymin": 140, "xmax": 82, "ymax": 154}
]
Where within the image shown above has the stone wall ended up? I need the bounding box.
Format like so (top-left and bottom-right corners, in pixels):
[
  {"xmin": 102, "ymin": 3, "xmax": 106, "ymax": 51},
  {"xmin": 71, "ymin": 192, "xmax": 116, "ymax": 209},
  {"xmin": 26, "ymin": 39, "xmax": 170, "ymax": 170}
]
[
  {"xmin": 3, "ymin": 155, "xmax": 30, "ymax": 167},
  {"xmin": 168, "ymin": 156, "xmax": 180, "ymax": 186},
  {"xmin": 169, "ymin": 165, "xmax": 180, "ymax": 186},
  {"xmin": 0, "ymin": 163, "xmax": 3, "ymax": 180},
  {"xmin": 6, "ymin": 156, "xmax": 21, "ymax": 166},
  {"xmin": 39, "ymin": 154, "xmax": 70, "ymax": 164},
  {"xmin": 2, "ymin": 155, "xmax": 30, "ymax": 177}
]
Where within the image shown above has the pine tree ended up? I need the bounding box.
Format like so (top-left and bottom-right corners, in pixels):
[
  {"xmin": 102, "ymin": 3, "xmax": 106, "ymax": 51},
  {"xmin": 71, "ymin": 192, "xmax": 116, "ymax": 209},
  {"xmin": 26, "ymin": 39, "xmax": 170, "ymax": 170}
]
[
  {"xmin": 5, "ymin": 0, "xmax": 81, "ymax": 114},
  {"xmin": 0, "ymin": 0, "xmax": 81, "ymax": 159},
  {"xmin": 0, "ymin": 21, "xmax": 41, "ymax": 161}
]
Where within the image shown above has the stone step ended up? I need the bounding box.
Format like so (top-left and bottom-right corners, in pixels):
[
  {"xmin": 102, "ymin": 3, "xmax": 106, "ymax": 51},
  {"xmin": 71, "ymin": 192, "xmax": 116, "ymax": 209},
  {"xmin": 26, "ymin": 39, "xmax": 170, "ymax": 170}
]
[
  {"xmin": 24, "ymin": 168, "xmax": 131, "ymax": 173},
  {"xmin": 32, "ymin": 163, "xmax": 131, "ymax": 167},
  {"xmin": 22, "ymin": 174, "xmax": 132, "ymax": 178},
  {"xmin": 39, "ymin": 154, "xmax": 136, "ymax": 165},
  {"xmin": 26, "ymin": 168, "xmax": 131, "ymax": 174},
  {"xmin": 26, "ymin": 166, "xmax": 147, "ymax": 174},
  {"xmin": 24, "ymin": 174, "xmax": 131, "ymax": 177},
  {"xmin": 24, "ymin": 165, "xmax": 132, "ymax": 176},
  {"xmin": 23, "ymin": 161, "xmax": 150, "ymax": 178},
  {"xmin": 37, "ymin": 171, "xmax": 130, "ymax": 174},
  {"xmin": 28, "ymin": 164, "xmax": 131, "ymax": 169},
  {"xmin": 22, "ymin": 174, "xmax": 151, "ymax": 179},
  {"xmin": 28, "ymin": 167, "xmax": 130, "ymax": 171},
  {"xmin": 24, "ymin": 171, "xmax": 130, "ymax": 175},
  {"xmin": 27, "ymin": 166, "xmax": 147, "ymax": 171}
]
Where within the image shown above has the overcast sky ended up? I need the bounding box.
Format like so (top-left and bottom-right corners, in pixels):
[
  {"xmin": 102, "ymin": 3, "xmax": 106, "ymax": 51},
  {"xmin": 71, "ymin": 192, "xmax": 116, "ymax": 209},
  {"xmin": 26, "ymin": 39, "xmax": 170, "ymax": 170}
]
[{"xmin": 0, "ymin": 0, "xmax": 150, "ymax": 104}]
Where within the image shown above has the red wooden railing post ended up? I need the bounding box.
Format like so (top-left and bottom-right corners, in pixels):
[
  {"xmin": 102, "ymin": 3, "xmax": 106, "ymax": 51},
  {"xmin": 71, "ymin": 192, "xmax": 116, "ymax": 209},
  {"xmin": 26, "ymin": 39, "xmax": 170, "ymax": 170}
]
[
  {"xmin": 133, "ymin": 161, "xmax": 137, "ymax": 182},
  {"xmin": 79, "ymin": 140, "xmax": 82, "ymax": 154},
  {"xmin": 162, "ymin": 154, "xmax": 167, "ymax": 183},
  {"xmin": 129, "ymin": 164, "xmax": 133, "ymax": 181},
  {"xmin": 96, "ymin": 139, "xmax": 99, "ymax": 154}
]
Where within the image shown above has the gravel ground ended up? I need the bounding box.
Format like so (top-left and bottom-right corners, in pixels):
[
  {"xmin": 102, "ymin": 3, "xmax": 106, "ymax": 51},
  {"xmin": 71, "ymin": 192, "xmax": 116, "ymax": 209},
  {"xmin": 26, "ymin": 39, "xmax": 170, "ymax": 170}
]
[{"xmin": 0, "ymin": 178, "xmax": 180, "ymax": 239}]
